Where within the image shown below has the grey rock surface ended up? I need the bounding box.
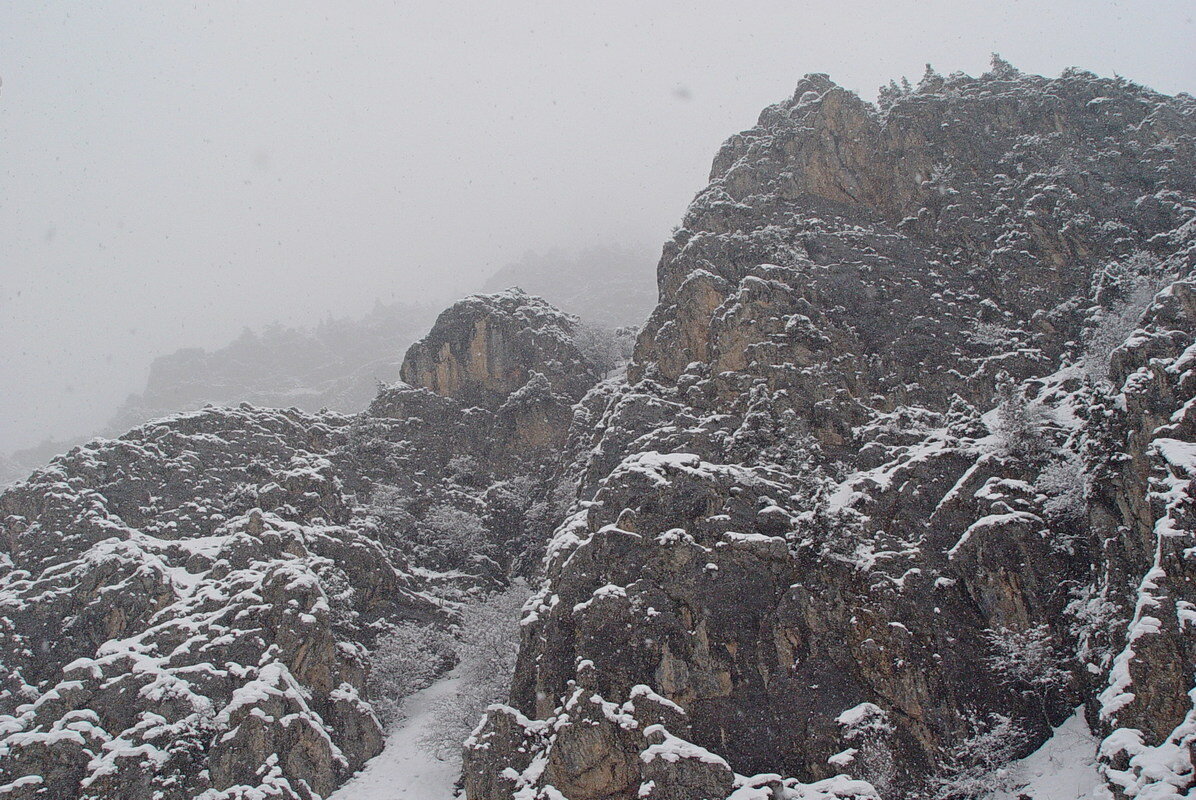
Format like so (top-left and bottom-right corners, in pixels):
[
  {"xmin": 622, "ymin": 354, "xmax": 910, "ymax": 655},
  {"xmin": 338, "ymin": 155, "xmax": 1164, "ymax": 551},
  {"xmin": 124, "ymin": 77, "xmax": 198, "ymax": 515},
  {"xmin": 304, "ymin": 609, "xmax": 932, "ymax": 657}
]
[{"xmin": 0, "ymin": 290, "xmax": 604, "ymax": 799}]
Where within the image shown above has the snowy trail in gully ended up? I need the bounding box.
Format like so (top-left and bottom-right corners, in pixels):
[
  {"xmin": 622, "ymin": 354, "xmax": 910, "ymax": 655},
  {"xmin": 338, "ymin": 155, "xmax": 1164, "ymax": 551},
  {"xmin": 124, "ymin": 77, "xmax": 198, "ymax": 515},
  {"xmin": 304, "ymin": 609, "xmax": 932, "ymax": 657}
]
[
  {"xmin": 329, "ymin": 672, "xmax": 464, "ymax": 800},
  {"xmin": 988, "ymin": 707, "xmax": 1108, "ymax": 800}
]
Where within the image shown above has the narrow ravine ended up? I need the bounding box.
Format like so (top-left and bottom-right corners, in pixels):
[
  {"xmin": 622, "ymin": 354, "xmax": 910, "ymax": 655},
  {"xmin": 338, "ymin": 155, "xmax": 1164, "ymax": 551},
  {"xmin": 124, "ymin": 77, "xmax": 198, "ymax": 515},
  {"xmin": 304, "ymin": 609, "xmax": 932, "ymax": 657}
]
[{"xmin": 328, "ymin": 673, "xmax": 464, "ymax": 800}]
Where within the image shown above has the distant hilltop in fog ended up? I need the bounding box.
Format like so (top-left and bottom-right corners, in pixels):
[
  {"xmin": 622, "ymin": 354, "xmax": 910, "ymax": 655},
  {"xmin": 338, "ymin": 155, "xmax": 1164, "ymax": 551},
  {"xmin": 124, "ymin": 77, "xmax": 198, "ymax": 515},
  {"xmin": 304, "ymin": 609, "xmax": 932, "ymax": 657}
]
[
  {"xmin": 0, "ymin": 246, "xmax": 656, "ymax": 485},
  {"xmin": 481, "ymin": 244, "xmax": 657, "ymax": 329}
]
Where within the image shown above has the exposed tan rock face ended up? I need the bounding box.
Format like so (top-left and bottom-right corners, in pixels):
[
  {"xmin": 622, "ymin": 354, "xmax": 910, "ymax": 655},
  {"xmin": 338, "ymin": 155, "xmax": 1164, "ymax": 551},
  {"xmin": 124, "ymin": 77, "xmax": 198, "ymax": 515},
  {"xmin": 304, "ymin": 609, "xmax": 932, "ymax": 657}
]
[
  {"xmin": 378, "ymin": 289, "xmax": 604, "ymax": 491},
  {"xmin": 465, "ymin": 63, "xmax": 1196, "ymax": 799},
  {"xmin": 634, "ymin": 66, "xmax": 1194, "ymax": 445},
  {"xmin": 401, "ymin": 288, "xmax": 598, "ymax": 408}
]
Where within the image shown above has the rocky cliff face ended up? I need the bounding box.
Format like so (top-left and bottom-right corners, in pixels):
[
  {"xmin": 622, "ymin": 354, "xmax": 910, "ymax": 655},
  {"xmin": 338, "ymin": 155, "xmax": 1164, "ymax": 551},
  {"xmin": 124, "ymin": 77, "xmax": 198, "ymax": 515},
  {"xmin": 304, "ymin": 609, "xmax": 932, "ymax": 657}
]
[
  {"xmin": 401, "ymin": 288, "xmax": 597, "ymax": 411},
  {"xmin": 0, "ymin": 291, "xmax": 601, "ymax": 799},
  {"xmin": 465, "ymin": 62, "xmax": 1196, "ymax": 799}
]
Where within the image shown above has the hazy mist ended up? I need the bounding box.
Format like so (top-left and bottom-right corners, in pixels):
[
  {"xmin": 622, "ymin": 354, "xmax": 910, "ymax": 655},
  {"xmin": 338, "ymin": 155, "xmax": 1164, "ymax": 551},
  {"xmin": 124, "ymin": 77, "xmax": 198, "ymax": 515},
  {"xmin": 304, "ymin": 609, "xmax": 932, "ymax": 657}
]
[{"xmin": 2, "ymin": 0, "xmax": 1193, "ymax": 454}]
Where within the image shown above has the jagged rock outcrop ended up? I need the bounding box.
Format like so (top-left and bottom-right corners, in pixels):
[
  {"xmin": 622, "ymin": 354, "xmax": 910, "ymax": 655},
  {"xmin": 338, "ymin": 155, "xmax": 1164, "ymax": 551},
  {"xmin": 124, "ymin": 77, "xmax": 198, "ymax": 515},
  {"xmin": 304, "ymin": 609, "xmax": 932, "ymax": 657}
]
[
  {"xmin": 466, "ymin": 61, "xmax": 1196, "ymax": 799},
  {"xmin": 401, "ymin": 288, "xmax": 598, "ymax": 408},
  {"xmin": 355, "ymin": 290, "xmax": 603, "ymax": 576},
  {"xmin": 0, "ymin": 406, "xmax": 410, "ymax": 799},
  {"xmin": 0, "ymin": 290, "xmax": 604, "ymax": 799},
  {"xmin": 635, "ymin": 63, "xmax": 1193, "ymax": 445}
]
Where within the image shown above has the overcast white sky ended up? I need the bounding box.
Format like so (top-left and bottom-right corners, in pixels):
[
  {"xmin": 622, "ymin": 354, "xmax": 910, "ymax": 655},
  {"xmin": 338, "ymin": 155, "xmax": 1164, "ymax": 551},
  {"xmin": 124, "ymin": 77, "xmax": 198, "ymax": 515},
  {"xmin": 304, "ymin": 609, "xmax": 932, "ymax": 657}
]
[{"xmin": 1, "ymin": 0, "xmax": 1193, "ymax": 453}]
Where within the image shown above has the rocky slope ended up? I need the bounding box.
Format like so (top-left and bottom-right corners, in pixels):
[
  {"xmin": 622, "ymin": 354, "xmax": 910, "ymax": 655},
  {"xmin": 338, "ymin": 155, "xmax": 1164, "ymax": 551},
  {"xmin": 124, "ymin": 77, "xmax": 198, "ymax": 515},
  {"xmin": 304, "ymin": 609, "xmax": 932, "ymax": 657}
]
[
  {"xmin": 0, "ymin": 291, "xmax": 602, "ymax": 798},
  {"xmin": 463, "ymin": 61, "xmax": 1196, "ymax": 799}
]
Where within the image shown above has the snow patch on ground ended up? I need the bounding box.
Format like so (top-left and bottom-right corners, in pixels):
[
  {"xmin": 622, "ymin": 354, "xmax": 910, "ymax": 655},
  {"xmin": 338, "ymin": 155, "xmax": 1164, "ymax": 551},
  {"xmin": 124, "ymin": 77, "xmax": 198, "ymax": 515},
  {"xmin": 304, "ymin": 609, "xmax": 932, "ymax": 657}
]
[
  {"xmin": 328, "ymin": 672, "xmax": 464, "ymax": 800},
  {"xmin": 986, "ymin": 707, "xmax": 1109, "ymax": 800}
]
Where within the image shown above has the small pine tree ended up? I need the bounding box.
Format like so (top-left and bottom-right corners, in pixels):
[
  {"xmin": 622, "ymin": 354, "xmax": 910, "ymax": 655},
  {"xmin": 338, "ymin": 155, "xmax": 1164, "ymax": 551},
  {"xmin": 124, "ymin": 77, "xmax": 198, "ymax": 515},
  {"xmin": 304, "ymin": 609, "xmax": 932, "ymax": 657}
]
[
  {"xmin": 989, "ymin": 53, "xmax": 1019, "ymax": 79},
  {"xmin": 1036, "ymin": 453, "xmax": 1087, "ymax": 521},
  {"xmin": 918, "ymin": 63, "xmax": 944, "ymax": 93},
  {"xmin": 878, "ymin": 77, "xmax": 914, "ymax": 112},
  {"xmin": 991, "ymin": 378, "xmax": 1051, "ymax": 460}
]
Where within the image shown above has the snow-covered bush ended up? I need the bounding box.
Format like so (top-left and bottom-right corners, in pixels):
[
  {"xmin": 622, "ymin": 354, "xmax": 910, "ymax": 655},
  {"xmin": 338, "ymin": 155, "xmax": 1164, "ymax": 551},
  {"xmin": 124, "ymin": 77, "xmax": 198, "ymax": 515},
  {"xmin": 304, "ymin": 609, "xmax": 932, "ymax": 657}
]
[
  {"xmin": 487, "ymin": 475, "xmax": 536, "ymax": 512},
  {"xmin": 1065, "ymin": 584, "xmax": 1121, "ymax": 671},
  {"xmin": 371, "ymin": 498, "xmax": 492, "ymax": 571},
  {"xmin": 447, "ymin": 454, "xmax": 482, "ymax": 484},
  {"xmin": 319, "ymin": 566, "xmax": 357, "ymax": 631},
  {"xmin": 983, "ymin": 624, "xmax": 1069, "ymax": 692},
  {"xmin": 991, "ymin": 380, "xmax": 1051, "ymax": 460},
  {"xmin": 367, "ymin": 483, "xmax": 414, "ymax": 525},
  {"xmin": 729, "ymin": 384, "xmax": 825, "ymax": 485},
  {"xmin": 1082, "ymin": 253, "xmax": 1168, "ymax": 384},
  {"xmin": 1036, "ymin": 452, "xmax": 1087, "ymax": 521},
  {"xmin": 502, "ymin": 371, "xmax": 558, "ymax": 408},
  {"xmin": 930, "ymin": 714, "xmax": 1026, "ymax": 799},
  {"xmin": 422, "ymin": 504, "xmax": 489, "ymax": 564},
  {"xmin": 926, "ymin": 162, "xmax": 956, "ymax": 195},
  {"xmin": 967, "ymin": 322, "xmax": 1016, "ymax": 348},
  {"xmin": 368, "ymin": 622, "xmax": 457, "ymax": 728},
  {"xmin": 421, "ymin": 582, "xmax": 531, "ymax": 758},
  {"xmin": 573, "ymin": 322, "xmax": 635, "ymax": 376}
]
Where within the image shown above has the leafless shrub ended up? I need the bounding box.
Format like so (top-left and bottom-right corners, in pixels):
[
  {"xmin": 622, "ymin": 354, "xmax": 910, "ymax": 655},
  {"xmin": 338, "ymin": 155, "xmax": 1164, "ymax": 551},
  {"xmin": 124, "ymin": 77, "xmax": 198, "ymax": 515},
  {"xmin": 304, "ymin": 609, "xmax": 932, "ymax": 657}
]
[
  {"xmin": 421, "ymin": 582, "xmax": 532, "ymax": 759},
  {"xmin": 368, "ymin": 622, "xmax": 456, "ymax": 728}
]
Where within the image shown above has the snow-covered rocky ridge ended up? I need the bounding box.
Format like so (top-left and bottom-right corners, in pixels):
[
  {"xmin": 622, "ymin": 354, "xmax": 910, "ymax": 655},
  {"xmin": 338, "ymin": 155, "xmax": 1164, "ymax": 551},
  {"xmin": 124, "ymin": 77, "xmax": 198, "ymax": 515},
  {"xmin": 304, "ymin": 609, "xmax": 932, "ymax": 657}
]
[
  {"xmin": 464, "ymin": 61, "xmax": 1196, "ymax": 799},
  {"xmin": 0, "ymin": 60, "xmax": 1193, "ymax": 800},
  {"xmin": 0, "ymin": 291, "xmax": 605, "ymax": 798},
  {"xmin": 0, "ymin": 301, "xmax": 438, "ymax": 490}
]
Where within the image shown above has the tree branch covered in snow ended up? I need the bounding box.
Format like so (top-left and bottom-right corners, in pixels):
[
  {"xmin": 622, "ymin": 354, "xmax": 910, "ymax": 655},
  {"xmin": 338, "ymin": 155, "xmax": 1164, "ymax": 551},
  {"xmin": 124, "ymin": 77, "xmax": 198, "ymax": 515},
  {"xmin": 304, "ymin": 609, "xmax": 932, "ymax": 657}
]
[
  {"xmin": 984, "ymin": 624, "xmax": 1070, "ymax": 693},
  {"xmin": 1081, "ymin": 252, "xmax": 1170, "ymax": 385},
  {"xmin": 368, "ymin": 623, "xmax": 456, "ymax": 728}
]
